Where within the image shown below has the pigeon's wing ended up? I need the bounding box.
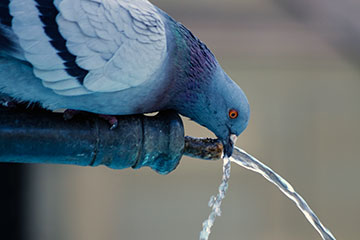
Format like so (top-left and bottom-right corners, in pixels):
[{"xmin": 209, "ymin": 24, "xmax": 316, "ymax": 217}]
[{"xmin": 9, "ymin": 0, "xmax": 167, "ymax": 96}]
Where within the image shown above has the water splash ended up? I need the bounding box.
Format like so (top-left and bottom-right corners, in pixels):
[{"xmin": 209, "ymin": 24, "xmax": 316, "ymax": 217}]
[
  {"xmin": 199, "ymin": 156, "xmax": 231, "ymax": 240},
  {"xmin": 199, "ymin": 147, "xmax": 336, "ymax": 240}
]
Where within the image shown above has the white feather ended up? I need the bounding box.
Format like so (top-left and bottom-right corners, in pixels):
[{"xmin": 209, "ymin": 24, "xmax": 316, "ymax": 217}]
[
  {"xmin": 54, "ymin": 87, "xmax": 93, "ymax": 96},
  {"xmin": 42, "ymin": 79, "xmax": 83, "ymax": 90},
  {"xmin": 34, "ymin": 69, "xmax": 71, "ymax": 82}
]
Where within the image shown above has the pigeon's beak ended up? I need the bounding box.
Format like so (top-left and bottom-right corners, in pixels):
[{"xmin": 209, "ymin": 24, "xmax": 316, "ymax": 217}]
[{"xmin": 223, "ymin": 134, "xmax": 237, "ymax": 158}]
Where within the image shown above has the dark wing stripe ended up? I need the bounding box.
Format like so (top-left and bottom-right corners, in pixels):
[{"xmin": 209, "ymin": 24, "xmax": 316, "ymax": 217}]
[
  {"xmin": 34, "ymin": 0, "xmax": 88, "ymax": 84},
  {"xmin": 0, "ymin": 0, "xmax": 14, "ymax": 52},
  {"xmin": 0, "ymin": 0, "xmax": 12, "ymax": 27}
]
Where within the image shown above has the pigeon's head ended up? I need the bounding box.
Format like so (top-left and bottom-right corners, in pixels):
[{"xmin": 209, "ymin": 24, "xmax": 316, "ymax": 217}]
[
  {"xmin": 177, "ymin": 66, "xmax": 250, "ymax": 157},
  {"xmin": 205, "ymin": 68, "xmax": 250, "ymax": 157},
  {"xmin": 170, "ymin": 26, "xmax": 249, "ymax": 156}
]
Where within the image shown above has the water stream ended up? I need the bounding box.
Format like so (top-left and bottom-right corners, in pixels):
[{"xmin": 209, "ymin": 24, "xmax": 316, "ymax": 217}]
[
  {"xmin": 199, "ymin": 146, "xmax": 336, "ymax": 240},
  {"xmin": 199, "ymin": 156, "xmax": 231, "ymax": 240}
]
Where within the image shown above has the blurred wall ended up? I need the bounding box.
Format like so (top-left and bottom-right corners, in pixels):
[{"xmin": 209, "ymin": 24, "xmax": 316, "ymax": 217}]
[{"xmin": 27, "ymin": 1, "xmax": 360, "ymax": 240}]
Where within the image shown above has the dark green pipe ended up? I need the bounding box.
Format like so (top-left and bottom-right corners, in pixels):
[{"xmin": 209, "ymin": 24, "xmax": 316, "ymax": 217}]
[{"xmin": 0, "ymin": 107, "xmax": 222, "ymax": 174}]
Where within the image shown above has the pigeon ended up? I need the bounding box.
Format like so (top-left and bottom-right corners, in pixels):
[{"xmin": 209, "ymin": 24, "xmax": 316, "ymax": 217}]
[{"xmin": 0, "ymin": 0, "xmax": 250, "ymax": 156}]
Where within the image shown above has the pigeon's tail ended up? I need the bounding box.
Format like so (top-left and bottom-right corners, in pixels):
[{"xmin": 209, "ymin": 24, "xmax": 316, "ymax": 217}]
[
  {"xmin": 0, "ymin": 0, "xmax": 11, "ymax": 27},
  {"xmin": 0, "ymin": 0, "xmax": 13, "ymax": 52},
  {"xmin": 0, "ymin": 0, "xmax": 21, "ymax": 58},
  {"xmin": 0, "ymin": 27, "xmax": 17, "ymax": 54}
]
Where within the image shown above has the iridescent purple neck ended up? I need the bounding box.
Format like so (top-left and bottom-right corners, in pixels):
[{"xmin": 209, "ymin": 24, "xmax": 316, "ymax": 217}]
[
  {"xmin": 176, "ymin": 23, "xmax": 217, "ymax": 82},
  {"xmin": 167, "ymin": 22, "xmax": 220, "ymax": 117}
]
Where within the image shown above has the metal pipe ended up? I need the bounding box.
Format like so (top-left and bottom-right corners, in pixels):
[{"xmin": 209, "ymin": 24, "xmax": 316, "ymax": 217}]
[{"xmin": 0, "ymin": 106, "xmax": 222, "ymax": 174}]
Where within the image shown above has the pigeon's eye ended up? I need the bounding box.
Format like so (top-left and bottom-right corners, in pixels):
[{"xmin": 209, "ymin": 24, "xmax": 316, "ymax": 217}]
[{"xmin": 229, "ymin": 109, "xmax": 238, "ymax": 119}]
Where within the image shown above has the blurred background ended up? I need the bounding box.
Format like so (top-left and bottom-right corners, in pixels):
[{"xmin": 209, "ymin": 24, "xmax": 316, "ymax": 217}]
[{"xmin": 4, "ymin": 0, "xmax": 360, "ymax": 239}]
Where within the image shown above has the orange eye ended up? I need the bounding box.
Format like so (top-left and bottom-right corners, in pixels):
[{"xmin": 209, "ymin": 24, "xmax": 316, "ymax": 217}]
[{"xmin": 229, "ymin": 109, "xmax": 238, "ymax": 119}]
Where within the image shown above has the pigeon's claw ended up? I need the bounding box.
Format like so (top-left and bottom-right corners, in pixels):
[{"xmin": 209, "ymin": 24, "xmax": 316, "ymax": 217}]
[
  {"xmin": 0, "ymin": 95, "xmax": 17, "ymax": 108},
  {"xmin": 99, "ymin": 115, "xmax": 118, "ymax": 130},
  {"xmin": 63, "ymin": 109, "xmax": 79, "ymax": 120},
  {"xmin": 64, "ymin": 110, "xmax": 118, "ymax": 130}
]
